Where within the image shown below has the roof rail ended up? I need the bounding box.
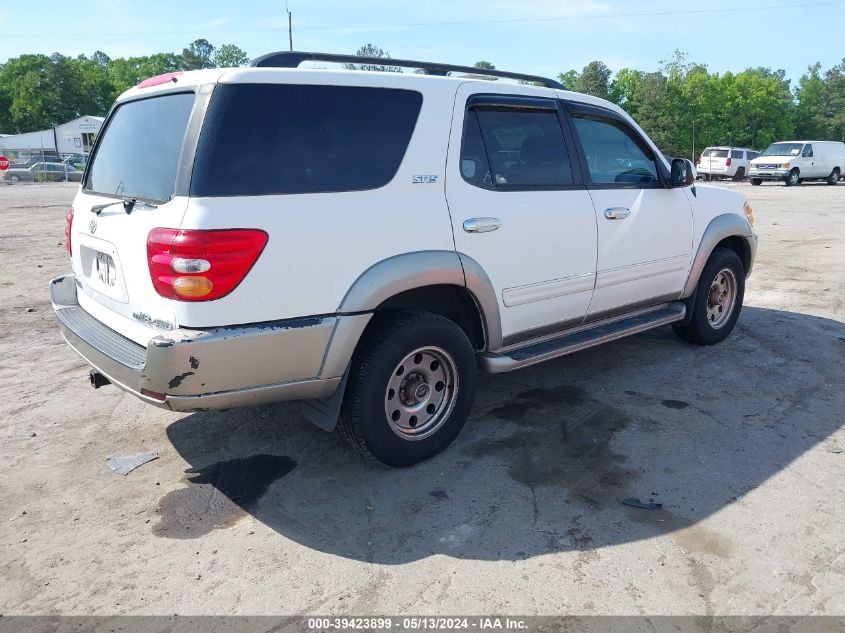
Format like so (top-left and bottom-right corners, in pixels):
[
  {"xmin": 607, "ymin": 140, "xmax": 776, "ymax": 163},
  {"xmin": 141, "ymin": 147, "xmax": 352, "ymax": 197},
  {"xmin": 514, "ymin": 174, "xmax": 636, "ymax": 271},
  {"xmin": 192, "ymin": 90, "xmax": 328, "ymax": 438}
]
[{"xmin": 249, "ymin": 51, "xmax": 564, "ymax": 89}]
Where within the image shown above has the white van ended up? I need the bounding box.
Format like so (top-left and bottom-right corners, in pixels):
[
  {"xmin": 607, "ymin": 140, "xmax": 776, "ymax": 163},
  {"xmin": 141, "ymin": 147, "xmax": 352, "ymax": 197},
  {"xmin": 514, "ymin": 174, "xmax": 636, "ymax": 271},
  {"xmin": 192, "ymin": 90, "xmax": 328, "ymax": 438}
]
[
  {"xmin": 749, "ymin": 141, "xmax": 845, "ymax": 186},
  {"xmin": 698, "ymin": 147, "xmax": 759, "ymax": 181}
]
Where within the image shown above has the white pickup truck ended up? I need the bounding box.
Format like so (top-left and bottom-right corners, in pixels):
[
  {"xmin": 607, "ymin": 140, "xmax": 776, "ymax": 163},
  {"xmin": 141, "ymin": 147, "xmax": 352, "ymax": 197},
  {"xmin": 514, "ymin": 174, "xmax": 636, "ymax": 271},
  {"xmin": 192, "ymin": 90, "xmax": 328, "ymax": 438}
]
[{"xmin": 51, "ymin": 52, "xmax": 757, "ymax": 466}]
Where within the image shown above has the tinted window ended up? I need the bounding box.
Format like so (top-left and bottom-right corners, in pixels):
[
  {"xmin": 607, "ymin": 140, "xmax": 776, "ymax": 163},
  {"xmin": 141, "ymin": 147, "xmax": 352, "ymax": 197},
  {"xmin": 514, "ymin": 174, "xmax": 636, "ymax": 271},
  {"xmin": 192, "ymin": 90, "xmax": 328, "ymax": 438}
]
[
  {"xmin": 711, "ymin": 149, "xmax": 729, "ymax": 158},
  {"xmin": 701, "ymin": 148, "xmax": 711, "ymax": 157},
  {"xmin": 472, "ymin": 108, "xmax": 573, "ymax": 188},
  {"xmin": 192, "ymin": 84, "xmax": 422, "ymax": 196},
  {"xmin": 87, "ymin": 93, "xmax": 195, "ymax": 202},
  {"xmin": 571, "ymin": 114, "xmax": 659, "ymax": 184},
  {"xmin": 803, "ymin": 144, "xmax": 813, "ymax": 157},
  {"xmin": 460, "ymin": 112, "xmax": 493, "ymax": 190},
  {"xmin": 731, "ymin": 150, "xmax": 743, "ymax": 159}
]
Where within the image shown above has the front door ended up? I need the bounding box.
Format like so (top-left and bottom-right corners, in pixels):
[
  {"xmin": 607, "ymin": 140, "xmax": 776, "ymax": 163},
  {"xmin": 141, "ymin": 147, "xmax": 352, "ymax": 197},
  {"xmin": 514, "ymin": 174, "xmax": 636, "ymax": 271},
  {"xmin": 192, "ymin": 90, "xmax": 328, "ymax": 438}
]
[
  {"xmin": 446, "ymin": 85, "xmax": 598, "ymax": 347},
  {"xmin": 565, "ymin": 103, "xmax": 693, "ymax": 319}
]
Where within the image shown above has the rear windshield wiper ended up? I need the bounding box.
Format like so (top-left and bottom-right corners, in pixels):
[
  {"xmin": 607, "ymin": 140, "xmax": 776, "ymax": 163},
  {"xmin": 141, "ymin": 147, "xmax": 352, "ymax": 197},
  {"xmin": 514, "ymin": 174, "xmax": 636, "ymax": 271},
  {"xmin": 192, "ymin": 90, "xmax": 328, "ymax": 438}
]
[{"xmin": 91, "ymin": 197, "xmax": 158, "ymax": 215}]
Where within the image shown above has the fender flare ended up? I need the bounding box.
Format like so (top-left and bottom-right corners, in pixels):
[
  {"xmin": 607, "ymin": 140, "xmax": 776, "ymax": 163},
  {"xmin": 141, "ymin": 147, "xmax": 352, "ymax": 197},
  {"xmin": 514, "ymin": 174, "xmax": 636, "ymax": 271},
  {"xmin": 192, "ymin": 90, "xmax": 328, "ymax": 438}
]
[
  {"xmin": 682, "ymin": 213, "xmax": 757, "ymax": 298},
  {"xmin": 337, "ymin": 250, "xmax": 502, "ymax": 351}
]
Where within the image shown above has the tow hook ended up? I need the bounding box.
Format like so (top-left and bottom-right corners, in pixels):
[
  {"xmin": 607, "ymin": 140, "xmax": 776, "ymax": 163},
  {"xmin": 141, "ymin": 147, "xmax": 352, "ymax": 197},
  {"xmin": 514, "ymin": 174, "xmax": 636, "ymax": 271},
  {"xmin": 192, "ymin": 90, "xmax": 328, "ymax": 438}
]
[{"xmin": 89, "ymin": 370, "xmax": 111, "ymax": 389}]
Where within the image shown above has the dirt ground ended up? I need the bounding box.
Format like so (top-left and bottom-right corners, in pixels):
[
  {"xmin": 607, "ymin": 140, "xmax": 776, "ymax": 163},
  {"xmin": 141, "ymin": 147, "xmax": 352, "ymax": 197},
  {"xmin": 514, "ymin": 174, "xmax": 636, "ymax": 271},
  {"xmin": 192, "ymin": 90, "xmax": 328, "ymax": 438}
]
[{"xmin": 0, "ymin": 180, "xmax": 843, "ymax": 616}]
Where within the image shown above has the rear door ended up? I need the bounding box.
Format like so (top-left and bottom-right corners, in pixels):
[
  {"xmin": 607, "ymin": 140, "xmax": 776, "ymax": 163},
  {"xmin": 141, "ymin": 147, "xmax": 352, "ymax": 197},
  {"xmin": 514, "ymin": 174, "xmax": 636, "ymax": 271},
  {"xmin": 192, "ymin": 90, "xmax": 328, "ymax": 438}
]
[
  {"xmin": 446, "ymin": 85, "xmax": 598, "ymax": 345},
  {"xmin": 71, "ymin": 90, "xmax": 201, "ymax": 345},
  {"xmin": 565, "ymin": 102, "xmax": 692, "ymax": 319}
]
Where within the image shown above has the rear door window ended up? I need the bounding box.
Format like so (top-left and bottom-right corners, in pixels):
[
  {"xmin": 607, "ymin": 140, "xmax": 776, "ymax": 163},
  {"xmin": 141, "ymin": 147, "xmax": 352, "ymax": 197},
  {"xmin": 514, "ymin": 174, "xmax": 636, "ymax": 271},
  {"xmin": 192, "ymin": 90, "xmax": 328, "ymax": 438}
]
[
  {"xmin": 469, "ymin": 108, "xmax": 574, "ymax": 188},
  {"xmin": 86, "ymin": 93, "xmax": 195, "ymax": 202},
  {"xmin": 191, "ymin": 84, "xmax": 422, "ymax": 196}
]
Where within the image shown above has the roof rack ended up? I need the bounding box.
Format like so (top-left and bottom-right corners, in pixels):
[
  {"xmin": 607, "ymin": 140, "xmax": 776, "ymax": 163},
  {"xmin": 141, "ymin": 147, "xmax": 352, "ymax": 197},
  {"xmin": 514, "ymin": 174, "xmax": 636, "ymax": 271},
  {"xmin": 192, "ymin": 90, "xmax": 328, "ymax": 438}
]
[{"xmin": 249, "ymin": 51, "xmax": 564, "ymax": 89}]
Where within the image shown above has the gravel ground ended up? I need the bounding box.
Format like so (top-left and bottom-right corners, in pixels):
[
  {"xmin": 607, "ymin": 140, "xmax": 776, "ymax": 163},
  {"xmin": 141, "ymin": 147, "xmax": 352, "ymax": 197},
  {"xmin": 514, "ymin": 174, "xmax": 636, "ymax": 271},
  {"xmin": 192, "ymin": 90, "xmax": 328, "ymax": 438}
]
[{"xmin": 0, "ymin": 180, "xmax": 843, "ymax": 616}]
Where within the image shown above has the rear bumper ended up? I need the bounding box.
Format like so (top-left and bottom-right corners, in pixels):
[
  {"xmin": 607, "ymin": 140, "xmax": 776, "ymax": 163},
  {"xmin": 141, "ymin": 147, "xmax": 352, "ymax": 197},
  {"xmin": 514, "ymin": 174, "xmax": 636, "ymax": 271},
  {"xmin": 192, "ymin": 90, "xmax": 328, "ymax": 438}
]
[{"xmin": 50, "ymin": 274, "xmax": 369, "ymax": 412}]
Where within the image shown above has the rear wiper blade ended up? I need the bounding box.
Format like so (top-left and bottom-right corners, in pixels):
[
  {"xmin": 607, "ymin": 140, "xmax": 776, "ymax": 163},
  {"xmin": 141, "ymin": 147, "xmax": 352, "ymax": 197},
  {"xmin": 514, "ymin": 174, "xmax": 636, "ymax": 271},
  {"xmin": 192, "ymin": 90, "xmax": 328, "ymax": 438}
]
[{"xmin": 91, "ymin": 197, "xmax": 158, "ymax": 215}]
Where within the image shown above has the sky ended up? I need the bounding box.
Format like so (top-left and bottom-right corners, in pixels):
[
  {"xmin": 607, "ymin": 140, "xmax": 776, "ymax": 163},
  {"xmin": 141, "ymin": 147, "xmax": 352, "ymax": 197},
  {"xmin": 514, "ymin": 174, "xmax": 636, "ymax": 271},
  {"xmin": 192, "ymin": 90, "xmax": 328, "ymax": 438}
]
[{"xmin": 0, "ymin": 0, "xmax": 843, "ymax": 84}]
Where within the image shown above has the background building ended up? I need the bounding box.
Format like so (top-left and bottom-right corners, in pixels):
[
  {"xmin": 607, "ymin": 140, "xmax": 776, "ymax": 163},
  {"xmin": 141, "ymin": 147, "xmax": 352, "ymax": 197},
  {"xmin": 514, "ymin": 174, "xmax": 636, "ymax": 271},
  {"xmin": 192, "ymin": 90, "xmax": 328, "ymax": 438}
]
[{"xmin": 0, "ymin": 116, "xmax": 104, "ymax": 158}]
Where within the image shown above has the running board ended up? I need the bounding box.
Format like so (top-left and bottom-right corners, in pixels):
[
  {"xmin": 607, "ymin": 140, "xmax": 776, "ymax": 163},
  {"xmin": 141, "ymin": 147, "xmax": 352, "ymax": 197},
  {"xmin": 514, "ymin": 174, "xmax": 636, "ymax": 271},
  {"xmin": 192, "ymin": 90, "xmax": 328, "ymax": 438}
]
[{"xmin": 480, "ymin": 302, "xmax": 686, "ymax": 373}]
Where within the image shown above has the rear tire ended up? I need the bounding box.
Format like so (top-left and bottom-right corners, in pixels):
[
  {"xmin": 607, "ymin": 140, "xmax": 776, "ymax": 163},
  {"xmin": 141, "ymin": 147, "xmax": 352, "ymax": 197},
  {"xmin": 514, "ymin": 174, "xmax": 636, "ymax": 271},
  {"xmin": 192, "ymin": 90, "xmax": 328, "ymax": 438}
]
[
  {"xmin": 827, "ymin": 169, "xmax": 840, "ymax": 185},
  {"xmin": 702, "ymin": 174, "xmax": 711, "ymax": 182},
  {"xmin": 785, "ymin": 169, "xmax": 800, "ymax": 186},
  {"xmin": 338, "ymin": 311, "xmax": 477, "ymax": 467},
  {"xmin": 673, "ymin": 247, "xmax": 745, "ymax": 346},
  {"xmin": 751, "ymin": 178, "xmax": 762, "ymax": 186},
  {"xmin": 732, "ymin": 167, "xmax": 745, "ymax": 182}
]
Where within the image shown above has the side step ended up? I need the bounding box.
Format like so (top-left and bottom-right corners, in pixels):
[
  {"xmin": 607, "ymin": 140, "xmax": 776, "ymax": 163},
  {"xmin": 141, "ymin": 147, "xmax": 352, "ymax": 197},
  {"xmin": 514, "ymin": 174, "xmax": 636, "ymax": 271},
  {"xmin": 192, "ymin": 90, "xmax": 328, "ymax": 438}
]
[{"xmin": 480, "ymin": 302, "xmax": 686, "ymax": 373}]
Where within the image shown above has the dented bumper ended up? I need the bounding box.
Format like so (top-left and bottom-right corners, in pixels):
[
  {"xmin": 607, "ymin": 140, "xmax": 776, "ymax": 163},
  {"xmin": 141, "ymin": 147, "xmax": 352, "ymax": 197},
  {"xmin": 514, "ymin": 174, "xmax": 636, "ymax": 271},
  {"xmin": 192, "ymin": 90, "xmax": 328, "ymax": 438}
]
[{"xmin": 50, "ymin": 275, "xmax": 367, "ymax": 411}]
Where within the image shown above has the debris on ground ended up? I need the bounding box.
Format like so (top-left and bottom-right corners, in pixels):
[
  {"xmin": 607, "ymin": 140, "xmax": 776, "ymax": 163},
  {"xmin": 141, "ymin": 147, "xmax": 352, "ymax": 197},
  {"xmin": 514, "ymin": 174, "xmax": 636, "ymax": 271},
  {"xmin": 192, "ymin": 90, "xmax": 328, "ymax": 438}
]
[
  {"xmin": 105, "ymin": 452, "xmax": 159, "ymax": 476},
  {"xmin": 622, "ymin": 498, "xmax": 664, "ymax": 511}
]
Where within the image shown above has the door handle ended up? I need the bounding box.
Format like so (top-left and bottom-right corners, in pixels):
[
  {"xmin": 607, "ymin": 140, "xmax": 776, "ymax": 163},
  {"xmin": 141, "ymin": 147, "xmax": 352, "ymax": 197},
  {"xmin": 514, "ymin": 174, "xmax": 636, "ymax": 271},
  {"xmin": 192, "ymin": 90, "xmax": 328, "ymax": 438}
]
[
  {"xmin": 463, "ymin": 217, "xmax": 502, "ymax": 233},
  {"xmin": 604, "ymin": 207, "xmax": 631, "ymax": 220}
]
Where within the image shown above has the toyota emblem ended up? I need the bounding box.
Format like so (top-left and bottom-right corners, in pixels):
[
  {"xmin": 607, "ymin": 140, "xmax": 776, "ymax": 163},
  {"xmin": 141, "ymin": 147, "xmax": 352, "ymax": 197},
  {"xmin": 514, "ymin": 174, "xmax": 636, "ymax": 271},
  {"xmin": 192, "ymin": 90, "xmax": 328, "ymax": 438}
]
[{"xmin": 89, "ymin": 218, "xmax": 97, "ymax": 234}]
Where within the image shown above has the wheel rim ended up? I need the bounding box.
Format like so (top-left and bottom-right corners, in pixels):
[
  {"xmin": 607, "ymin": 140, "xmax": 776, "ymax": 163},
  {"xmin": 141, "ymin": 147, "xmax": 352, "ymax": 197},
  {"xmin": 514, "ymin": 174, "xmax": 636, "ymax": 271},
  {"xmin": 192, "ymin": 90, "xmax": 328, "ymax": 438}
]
[
  {"xmin": 384, "ymin": 346, "xmax": 459, "ymax": 441},
  {"xmin": 789, "ymin": 171, "xmax": 799, "ymax": 185},
  {"xmin": 706, "ymin": 268, "xmax": 738, "ymax": 329}
]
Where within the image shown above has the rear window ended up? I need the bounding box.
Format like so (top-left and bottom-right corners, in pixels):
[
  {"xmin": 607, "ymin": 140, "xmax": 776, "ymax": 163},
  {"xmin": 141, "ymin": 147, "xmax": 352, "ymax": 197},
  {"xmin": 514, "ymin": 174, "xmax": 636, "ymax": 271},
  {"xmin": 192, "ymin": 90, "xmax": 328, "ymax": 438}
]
[
  {"xmin": 711, "ymin": 149, "xmax": 729, "ymax": 158},
  {"xmin": 86, "ymin": 93, "xmax": 195, "ymax": 202},
  {"xmin": 191, "ymin": 84, "xmax": 423, "ymax": 197}
]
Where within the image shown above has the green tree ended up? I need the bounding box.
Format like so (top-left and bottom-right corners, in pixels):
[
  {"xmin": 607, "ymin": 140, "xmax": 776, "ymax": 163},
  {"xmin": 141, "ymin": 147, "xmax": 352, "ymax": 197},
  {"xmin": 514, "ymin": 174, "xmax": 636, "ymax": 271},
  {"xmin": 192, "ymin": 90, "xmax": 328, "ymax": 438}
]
[
  {"xmin": 794, "ymin": 63, "xmax": 826, "ymax": 139},
  {"xmin": 344, "ymin": 43, "xmax": 401, "ymax": 72},
  {"xmin": 626, "ymin": 71, "xmax": 678, "ymax": 154},
  {"xmin": 180, "ymin": 39, "xmax": 215, "ymax": 70},
  {"xmin": 0, "ymin": 54, "xmax": 58, "ymax": 132},
  {"xmin": 473, "ymin": 61, "xmax": 495, "ymax": 70},
  {"xmin": 609, "ymin": 68, "xmax": 643, "ymax": 106},
  {"xmin": 557, "ymin": 69, "xmax": 579, "ymax": 90},
  {"xmin": 574, "ymin": 61, "xmax": 611, "ymax": 99},
  {"xmin": 213, "ymin": 44, "xmax": 250, "ymax": 68},
  {"xmin": 822, "ymin": 59, "xmax": 845, "ymax": 141}
]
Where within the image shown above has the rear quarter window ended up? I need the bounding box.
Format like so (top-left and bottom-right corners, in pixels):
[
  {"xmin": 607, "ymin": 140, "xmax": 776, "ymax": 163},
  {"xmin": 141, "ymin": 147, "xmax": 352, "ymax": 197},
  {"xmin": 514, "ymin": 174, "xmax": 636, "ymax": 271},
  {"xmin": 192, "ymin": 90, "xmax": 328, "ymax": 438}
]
[
  {"xmin": 191, "ymin": 84, "xmax": 423, "ymax": 196},
  {"xmin": 86, "ymin": 92, "xmax": 195, "ymax": 202}
]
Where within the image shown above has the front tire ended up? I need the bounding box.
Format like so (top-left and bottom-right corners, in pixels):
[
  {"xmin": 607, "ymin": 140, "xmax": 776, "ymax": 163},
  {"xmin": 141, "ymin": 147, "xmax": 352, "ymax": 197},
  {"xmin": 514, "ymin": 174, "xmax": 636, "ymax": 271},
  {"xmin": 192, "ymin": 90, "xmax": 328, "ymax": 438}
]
[
  {"xmin": 673, "ymin": 247, "xmax": 745, "ymax": 346},
  {"xmin": 827, "ymin": 169, "xmax": 840, "ymax": 185},
  {"xmin": 338, "ymin": 311, "xmax": 477, "ymax": 467},
  {"xmin": 785, "ymin": 169, "xmax": 800, "ymax": 186}
]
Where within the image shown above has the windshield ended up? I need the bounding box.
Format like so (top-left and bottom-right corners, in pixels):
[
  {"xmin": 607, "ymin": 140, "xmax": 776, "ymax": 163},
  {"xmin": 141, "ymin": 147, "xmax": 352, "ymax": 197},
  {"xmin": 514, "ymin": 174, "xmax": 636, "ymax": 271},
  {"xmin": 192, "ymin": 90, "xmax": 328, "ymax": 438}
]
[
  {"xmin": 86, "ymin": 93, "xmax": 195, "ymax": 202},
  {"xmin": 763, "ymin": 142, "xmax": 804, "ymax": 157}
]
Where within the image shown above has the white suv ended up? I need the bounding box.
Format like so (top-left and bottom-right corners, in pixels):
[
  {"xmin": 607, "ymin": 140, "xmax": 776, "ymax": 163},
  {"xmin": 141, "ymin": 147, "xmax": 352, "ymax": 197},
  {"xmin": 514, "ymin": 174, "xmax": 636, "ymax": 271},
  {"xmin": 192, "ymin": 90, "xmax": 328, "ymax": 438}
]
[
  {"xmin": 51, "ymin": 52, "xmax": 757, "ymax": 466},
  {"xmin": 697, "ymin": 147, "xmax": 759, "ymax": 181}
]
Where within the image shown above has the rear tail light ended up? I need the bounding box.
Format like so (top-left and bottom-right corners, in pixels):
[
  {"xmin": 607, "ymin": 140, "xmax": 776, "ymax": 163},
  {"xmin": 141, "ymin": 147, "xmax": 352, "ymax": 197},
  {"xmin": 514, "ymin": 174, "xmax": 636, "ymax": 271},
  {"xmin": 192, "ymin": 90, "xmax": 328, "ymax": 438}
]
[
  {"xmin": 725, "ymin": 157, "xmax": 732, "ymax": 166},
  {"xmin": 65, "ymin": 208, "xmax": 74, "ymax": 256},
  {"xmin": 147, "ymin": 228, "xmax": 268, "ymax": 301}
]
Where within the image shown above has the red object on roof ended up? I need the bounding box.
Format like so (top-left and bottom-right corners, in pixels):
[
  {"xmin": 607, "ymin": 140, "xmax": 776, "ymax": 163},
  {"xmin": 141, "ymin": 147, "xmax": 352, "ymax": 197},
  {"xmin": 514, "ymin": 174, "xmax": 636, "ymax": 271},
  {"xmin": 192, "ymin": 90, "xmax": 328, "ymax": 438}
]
[{"xmin": 137, "ymin": 72, "xmax": 183, "ymax": 89}]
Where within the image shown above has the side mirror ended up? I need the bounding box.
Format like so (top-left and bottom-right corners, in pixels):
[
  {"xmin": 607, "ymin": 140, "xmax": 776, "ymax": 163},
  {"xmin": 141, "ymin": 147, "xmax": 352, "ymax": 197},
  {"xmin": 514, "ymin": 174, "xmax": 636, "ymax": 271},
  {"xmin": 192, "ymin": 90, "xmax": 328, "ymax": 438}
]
[{"xmin": 669, "ymin": 158, "xmax": 695, "ymax": 187}]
